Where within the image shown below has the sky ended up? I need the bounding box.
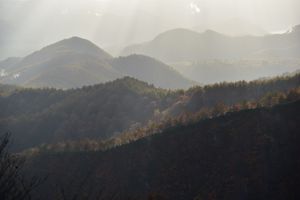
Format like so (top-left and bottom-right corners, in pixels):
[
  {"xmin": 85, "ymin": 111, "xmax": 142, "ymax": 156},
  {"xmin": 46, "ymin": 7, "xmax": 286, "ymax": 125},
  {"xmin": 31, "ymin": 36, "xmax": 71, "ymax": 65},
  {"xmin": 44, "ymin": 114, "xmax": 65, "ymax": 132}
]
[{"xmin": 0, "ymin": 0, "xmax": 300, "ymax": 59}]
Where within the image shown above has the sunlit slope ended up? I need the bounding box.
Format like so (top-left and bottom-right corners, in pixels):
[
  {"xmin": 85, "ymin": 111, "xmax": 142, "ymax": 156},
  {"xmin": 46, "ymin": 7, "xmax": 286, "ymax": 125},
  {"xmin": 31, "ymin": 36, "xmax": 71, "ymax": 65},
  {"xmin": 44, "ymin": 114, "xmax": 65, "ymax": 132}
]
[
  {"xmin": 27, "ymin": 100, "xmax": 300, "ymax": 200},
  {"xmin": 1, "ymin": 74, "xmax": 299, "ymax": 151}
]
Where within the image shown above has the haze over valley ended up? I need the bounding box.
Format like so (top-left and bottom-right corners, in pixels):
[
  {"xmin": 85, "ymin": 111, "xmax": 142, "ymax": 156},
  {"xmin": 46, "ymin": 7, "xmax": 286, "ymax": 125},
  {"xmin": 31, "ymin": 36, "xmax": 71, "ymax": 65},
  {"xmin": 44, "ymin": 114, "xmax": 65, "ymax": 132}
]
[{"xmin": 0, "ymin": 0, "xmax": 300, "ymax": 199}]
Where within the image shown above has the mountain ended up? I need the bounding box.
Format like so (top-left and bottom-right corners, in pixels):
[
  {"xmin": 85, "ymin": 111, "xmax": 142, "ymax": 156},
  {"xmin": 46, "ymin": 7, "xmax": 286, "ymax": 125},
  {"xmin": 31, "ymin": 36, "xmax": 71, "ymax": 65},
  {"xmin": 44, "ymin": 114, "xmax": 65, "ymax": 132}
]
[
  {"xmin": 250, "ymin": 45, "xmax": 300, "ymax": 59},
  {"xmin": 26, "ymin": 100, "xmax": 300, "ymax": 200},
  {"xmin": 21, "ymin": 36, "xmax": 113, "ymax": 62},
  {"xmin": 1, "ymin": 74, "xmax": 299, "ymax": 151},
  {"xmin": 194, "ymin": 18, "xmax": 268, "ymax": 36},
  {"xmin": 121, "ymin": 25, "xmax": 300, "ymax": 62},
  {"xmin": 0, "ymin": 37, "xmax": 121, "ymax": 89},
  {"xmin": 0, "ymin": 37, "xmax": 194, "ymax": 89},
  {"xmin": 0, "ymin": 57, "xmax": 22, "ymax": 75},
  {"xmin": 172, "ymin": 59, "xmax": 300, "ymax": 84},
  {"xmin": 111, "ymin": 54, "xmax": 195, "ymax": 89}
]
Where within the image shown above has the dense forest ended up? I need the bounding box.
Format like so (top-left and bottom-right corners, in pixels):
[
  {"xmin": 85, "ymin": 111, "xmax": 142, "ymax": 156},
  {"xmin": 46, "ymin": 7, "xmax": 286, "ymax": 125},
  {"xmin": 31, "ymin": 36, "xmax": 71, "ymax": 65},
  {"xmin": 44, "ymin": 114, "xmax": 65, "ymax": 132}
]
[
  {"xmin": 1, "ymin": 71, "xmax": 299, "ymax": 200},
  {"xmin": 23, "ymin": 99, "xmax": 300, "ymax": 200},
  {"xmin": 0, "ymin": 77, "xmax": 178, "ymax": 151},
  {"xmin": 1, "ymin": 1, "xmax": 300, "ymax": 200},
  {"xmin": 0, "ymin": 74, "xmax": 299, "ymax": 151},
  {"xmin": 0, "ymin": 73, "xmax": 298, "ymax": 200},
  {"xmin": 22, "ymin": 86, "xmax": 300, "ymax": 154}
]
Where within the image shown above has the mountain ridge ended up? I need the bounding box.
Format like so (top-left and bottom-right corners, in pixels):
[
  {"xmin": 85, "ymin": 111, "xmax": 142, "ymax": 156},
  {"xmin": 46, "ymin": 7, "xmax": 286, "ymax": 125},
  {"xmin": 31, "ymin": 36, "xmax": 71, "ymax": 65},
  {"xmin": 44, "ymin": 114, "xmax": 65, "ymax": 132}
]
[
  {"xmin": 0, "ymin": 37, "xmax": 194, "ymax": 89},
  {"xmin": 1, "ymin": 73, "xmax": 299, "ymax": 151},
  {"xmin": 121, "ymin": 24, "xmax": 300, "ymax": 62}
]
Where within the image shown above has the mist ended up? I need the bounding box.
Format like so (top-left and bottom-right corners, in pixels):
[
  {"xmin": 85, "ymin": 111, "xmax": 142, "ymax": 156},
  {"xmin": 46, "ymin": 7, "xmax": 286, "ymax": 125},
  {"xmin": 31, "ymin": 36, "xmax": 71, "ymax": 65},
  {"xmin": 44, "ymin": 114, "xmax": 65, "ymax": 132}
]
[
  {"xmin": 1, "ymin": 1, "xmax": 300, "ymax": 199},
  {"xmin": 1, "ymin": 0, "xmax": 300, "ymax": 59}
]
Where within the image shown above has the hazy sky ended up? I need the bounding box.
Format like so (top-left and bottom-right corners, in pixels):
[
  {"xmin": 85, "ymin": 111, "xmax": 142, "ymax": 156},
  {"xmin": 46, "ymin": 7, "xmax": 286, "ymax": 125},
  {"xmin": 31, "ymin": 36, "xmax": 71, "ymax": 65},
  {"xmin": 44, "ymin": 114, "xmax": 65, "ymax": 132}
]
[{"xmin": 0, "ymin": 0, "xmax": 300, "ymax": 59}]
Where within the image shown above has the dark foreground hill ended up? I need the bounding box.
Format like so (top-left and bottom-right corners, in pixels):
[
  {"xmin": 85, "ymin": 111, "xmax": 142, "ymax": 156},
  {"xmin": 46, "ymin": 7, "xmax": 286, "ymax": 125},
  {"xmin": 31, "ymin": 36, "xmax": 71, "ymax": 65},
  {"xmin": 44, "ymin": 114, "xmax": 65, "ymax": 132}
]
[{"xmin": 26, "ymin": 100, "xmax": 300, "ymax": 200}]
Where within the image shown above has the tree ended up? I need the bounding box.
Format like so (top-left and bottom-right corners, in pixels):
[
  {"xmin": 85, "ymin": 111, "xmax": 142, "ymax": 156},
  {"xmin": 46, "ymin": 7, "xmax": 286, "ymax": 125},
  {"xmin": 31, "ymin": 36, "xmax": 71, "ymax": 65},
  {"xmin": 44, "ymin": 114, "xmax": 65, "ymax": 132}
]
[
  {"xmin": 212, "ymin": 102, "xmax": 228, "ymax": 116},
  {"xmin": 0, "ymin": 133, "xmax": 39, "ymax": 200}
]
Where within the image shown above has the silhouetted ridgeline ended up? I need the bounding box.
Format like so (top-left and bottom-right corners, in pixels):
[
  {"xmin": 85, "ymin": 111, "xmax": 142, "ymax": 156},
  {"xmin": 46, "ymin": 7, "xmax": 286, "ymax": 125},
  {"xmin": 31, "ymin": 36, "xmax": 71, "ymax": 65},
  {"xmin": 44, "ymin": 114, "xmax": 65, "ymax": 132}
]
[
  {"xmin": 23, "ymin": 86, "xmax": 300, "ymax": 154},
  {"xmin": 167, "ymin": 73, "xmax": 300, "ymax": 115},
  {"xmin": 0, "ymin": 74, "xmax": 299, "ymax": 151},
  {"xmin": 0, "ymin": 77, "xmax": 178, "ymax": 151},
  {"xmin": 0, "ymin": 83, "xmax": 19, "ymax": 96},
  {"xmin": 25, "ymin": 100, "xmax": 300, "ymax": 200}
]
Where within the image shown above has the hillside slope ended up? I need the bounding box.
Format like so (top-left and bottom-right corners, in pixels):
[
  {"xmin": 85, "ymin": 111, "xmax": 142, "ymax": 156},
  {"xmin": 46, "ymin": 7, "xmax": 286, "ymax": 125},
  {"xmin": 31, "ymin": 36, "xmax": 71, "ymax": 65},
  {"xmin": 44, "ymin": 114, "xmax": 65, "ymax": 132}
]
[
  {"xmin": 0, "ymin": 37, "xmax": 121, "ymax": 89},
  {"xmin": 1, "ymin": 74, "xmax": 299, "ymax": 151},
  {"xmin": 0, "ymin": 37, "xmax": 194, "ymax": 89},
  {"xmin": 0, "ymin": 77, "xmax": 178, "ymax": 151},
  {"xmin": 111, "ymin": 54, "xmax": 195, "ymax": 89},
  {"xmin": 27, "ymin": 100, "xmax": 300, "ymax": 200}
]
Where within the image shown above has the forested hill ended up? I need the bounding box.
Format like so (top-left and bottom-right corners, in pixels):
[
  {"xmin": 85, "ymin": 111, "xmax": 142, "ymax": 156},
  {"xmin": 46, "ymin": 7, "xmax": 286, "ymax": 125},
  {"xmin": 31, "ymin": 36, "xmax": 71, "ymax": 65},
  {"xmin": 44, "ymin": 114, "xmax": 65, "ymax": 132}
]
[
  {"xmin": 0, "ymin": 77, "xmax": 178, "ymax": 151},
  {"xmin": 0, "ymin": 74, "xmax": 299, "ymax": 151},
  {"xmin": 0, "ymin": 83, "xmax": 19, "ymax": 96},
  {"xmin": 166, "ymin": 74, "xmax": 300, "ymax": 115},
  {"xmin": 26, "ymin": 100, "xmax": 300, "ymax": 200}
]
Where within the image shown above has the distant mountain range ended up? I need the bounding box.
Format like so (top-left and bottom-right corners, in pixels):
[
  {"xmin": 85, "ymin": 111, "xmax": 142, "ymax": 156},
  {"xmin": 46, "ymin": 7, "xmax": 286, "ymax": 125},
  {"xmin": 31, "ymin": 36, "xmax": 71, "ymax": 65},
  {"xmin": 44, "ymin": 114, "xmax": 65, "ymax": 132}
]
[
  {"xmin": 121, "ymin": 24, "xmax": 300, "ymax": 62},
  {"xmin": 0, "ymin": 37, "xmax": 195, "ymax": 89},
  {"xmin": 2, "ymin": 26, "xmax": 299, "ymax": 88},
  {"xmin": 193, "ymin": 18, "xmax": 269, "ymax": 37},
  {"xmin": 172, "ymin": 59, "xmax": 300, "ymax": 84}
]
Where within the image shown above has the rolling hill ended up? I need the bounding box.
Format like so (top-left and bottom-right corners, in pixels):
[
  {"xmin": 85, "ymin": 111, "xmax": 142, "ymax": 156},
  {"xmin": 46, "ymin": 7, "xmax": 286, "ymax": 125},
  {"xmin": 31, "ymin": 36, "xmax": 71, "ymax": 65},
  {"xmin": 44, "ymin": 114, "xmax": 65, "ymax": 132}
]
[
  {"xmin": 1, "ymin": 74, "xmax": 299, "ymax": 151},
  {"xmin": 111, "ymin": 54, "xmax": 195, "ymax": 89},
  {"xmin": 0, "ymin": 77, "xmax": 179, "ymax": 151},
  {"xmin": 0, "ymin": 37, "xmax": 194, "ymax": 89}
]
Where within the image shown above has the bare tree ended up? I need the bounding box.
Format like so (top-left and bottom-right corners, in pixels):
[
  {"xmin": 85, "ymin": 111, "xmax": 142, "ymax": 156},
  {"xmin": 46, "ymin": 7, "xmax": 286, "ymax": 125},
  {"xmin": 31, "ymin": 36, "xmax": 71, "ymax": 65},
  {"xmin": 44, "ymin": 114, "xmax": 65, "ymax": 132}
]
[{"xmin": 0, "ymin": 133, "xmax": 40, "ymax": 200}]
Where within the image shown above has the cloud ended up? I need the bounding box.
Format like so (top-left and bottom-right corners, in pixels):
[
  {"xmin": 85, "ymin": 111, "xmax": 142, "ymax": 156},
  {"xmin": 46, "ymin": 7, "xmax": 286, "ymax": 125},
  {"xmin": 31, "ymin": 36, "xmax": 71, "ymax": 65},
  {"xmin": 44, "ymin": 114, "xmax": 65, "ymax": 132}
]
[
  {"xmin": 190, "ymin": 2, "xmax": 201, "ymax": 14},
  {"xmin": 13, "ymin": 73, "xmax": 20, "ymax": 79},
  {"xmin": 0, "ymin": 69, "xmax": 8, "ymax": 77}
]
